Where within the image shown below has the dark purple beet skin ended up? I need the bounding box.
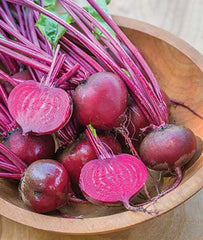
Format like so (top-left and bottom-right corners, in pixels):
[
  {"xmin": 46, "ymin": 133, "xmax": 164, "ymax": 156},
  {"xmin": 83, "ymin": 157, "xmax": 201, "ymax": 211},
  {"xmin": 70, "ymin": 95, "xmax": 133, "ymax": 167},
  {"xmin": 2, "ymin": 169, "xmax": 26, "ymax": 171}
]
[
  {"xmin": 57, "ymin": 133, "xmax": 122, "ymax": 193},
  {"xmin": 73, "ymin": 72, "xmax": 128, "ymax": 130},
  {"xmin": 19, "ymin": 160, "xmax": 69, "ymax": 213},
  {"xmin": 127, "ymin": 104, "xmax": 149, "ymax": 140},
  {"xmin": 13, "ymin": 70, "xmax": 32, "ymax": 80},
  {"xmin": 139, "ymin": 124, "xmax": 197, "ymax": 171},
  {"xmin": 4, "ymin": 130, "xmax": 55, "ymax": 165}
]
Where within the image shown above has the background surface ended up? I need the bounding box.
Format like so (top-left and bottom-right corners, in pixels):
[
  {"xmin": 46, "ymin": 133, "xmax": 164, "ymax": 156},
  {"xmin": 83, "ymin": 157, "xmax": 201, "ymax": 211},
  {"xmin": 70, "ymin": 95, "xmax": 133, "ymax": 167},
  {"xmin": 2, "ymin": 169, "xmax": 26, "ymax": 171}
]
[
  {"xmin": 0, "ymin": 0, "xmax": 203, "ymax": 239},
  {"xmin": 109, "ymin": 0, "xmax": 203, "ymax": 53}
]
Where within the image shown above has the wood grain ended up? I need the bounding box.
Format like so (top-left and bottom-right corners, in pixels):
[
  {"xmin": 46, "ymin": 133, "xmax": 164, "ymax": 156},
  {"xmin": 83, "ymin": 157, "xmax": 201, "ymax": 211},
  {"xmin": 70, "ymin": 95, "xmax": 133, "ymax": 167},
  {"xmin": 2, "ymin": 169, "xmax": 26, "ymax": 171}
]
[
  {"xmin": 0, "ymin": 1, "xmax": 203, "ymax": 239},
  {"xmin": 110, "ymin": 0, "xmax": 203, "ymax": 54}
]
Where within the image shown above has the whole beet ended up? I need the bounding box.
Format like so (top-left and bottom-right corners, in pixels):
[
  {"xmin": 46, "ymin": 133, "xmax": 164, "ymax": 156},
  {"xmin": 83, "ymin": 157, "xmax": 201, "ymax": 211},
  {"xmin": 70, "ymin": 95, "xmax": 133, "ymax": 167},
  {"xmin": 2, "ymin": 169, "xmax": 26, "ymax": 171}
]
[
  {"xmin": 139, "ymin": 124, "xmax": 197, "ymax": 171},
  {"xmin": 4, "ymin": 130, "xmax": 55, "ymax": 165},
  {"xmin": 19, "ymin": 159, "xmax": 70, "ymax": 213},
  {"xmin": 73, "ymin": 72, "xmax": 128, "ymax": 130}
]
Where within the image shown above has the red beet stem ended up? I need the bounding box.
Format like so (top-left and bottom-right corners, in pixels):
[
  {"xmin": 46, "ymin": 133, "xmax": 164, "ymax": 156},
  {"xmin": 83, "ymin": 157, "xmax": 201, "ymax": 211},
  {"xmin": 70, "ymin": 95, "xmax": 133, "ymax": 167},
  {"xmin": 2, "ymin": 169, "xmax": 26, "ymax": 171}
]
[
  {"xmin": 0, "ymin": 84, "xmax": 9, "ymax": 106},
  {"xmin": 86, "ymin": 126, "xmax": 111, "ymax": 159},
  {"xmin": 171, "ymin": 99, "xmax": 203, "ymax": 119},
  {"xmin": 0, "ymin": 6, "xmax": 18, "ymax": 31},
  {"xmin": 0, "ymin": 19, "xmax": 44, "ymax": 54},
  {"xmin": 160, "ymin": 167, "xmax": 182, "ymax": 196},
  {"xmin": 0, "ymin": 161, "xmax": 20, "ymax": 173},
  {"xmin": 60, "ymin": 36, "xmax": 104, "ymax": 72},
  {"xmin": 16, "ymin": 5, "xmax": 26, "ymax": 37},
  {"xmin": 0, "ymin": 44, "xmax": 49, "ymax": 73},
  {"xmin": 56, "ymin": 63, "xmax": 81, "ymax": 87},
  {"xmin": 0, "ymin": 173, "xmax": 22, "ymax": 179},
  {"xmin": 28, "ymin": 9, "xmax": 40, "ymax": 48},
  {"xmin": 123, "ymin": 201, "xmax": 157, "ymax": 214},
  {"xmin": 0, "ymin": 70, "xmax": 18, "ymax": 87},
  {"xmin": 49, "ymin": 54, "xmax": 66, "ymax": 87},
  {"xmin": 1, "ymin": 1, "xmax": 17, "ymax": 28},
  {"xmin": 117, "ymin": 128, "xmax": 139, "ymax": 158},
  {"xmin": 44, "ymin": 45, "xmax": 60, "ymax": 86},
  {"xmin": 0, "ymin": 144, "xmax": 26, "ymax": 173},
  {"xmin": 131, "ymin": 167, "xmax": 183, "ymax": 209},
  {"xmin": 0, "ymin": 38, "xmax": 52, "ymax": 65}
]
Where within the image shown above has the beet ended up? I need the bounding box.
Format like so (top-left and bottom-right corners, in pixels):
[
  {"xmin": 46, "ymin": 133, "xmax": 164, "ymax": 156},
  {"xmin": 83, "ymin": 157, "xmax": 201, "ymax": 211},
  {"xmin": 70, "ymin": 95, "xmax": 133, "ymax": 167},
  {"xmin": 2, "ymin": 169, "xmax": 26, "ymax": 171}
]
[
  {"xmin": 73, "ymin": 72, "xmax": 128, "ymax": 130},
  {"xmin": 8, "ymin": 81, "xmax": 73, "ymax": 134},
  {"xmin": 13, "ymin": 70, "xmax": 32, "ymax": 80},
  {"xmin": 19, "ymin": 159, "xmax": 69, "ymax": 213},
  {"xmin": 139, "ymin": 124, "xmax": 197, "ymax": 171},
  {"xmin": 57, "ymin": 133, "xmax": 122, "ymax": 193},
  {"xmin": 80, "ymin": 154, "xmax": 148, "ymax": 210},
  {"xmin": 4, "ymin": 130, "xmax": 55, "ymax": 165},
  {"xmin": 127, "ymin": 104, "xmax": 149, "ymax": 140}
]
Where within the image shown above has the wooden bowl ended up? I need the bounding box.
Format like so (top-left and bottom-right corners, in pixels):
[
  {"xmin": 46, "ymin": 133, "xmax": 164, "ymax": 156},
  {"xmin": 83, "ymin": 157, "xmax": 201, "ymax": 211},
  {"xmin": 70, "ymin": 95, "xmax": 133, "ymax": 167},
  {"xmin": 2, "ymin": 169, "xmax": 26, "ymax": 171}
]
[{"xmin": 0, "ymin": 16, "xmax": 202, "ymax": 235}]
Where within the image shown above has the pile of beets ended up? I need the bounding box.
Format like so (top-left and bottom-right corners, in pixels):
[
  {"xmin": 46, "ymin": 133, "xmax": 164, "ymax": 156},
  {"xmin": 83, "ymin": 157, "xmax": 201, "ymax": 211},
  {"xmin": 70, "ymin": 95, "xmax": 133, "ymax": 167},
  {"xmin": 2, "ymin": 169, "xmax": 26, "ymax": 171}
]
[{"xmin": 0, "ymin": 0, "xmax": 201, "ymax": 216}]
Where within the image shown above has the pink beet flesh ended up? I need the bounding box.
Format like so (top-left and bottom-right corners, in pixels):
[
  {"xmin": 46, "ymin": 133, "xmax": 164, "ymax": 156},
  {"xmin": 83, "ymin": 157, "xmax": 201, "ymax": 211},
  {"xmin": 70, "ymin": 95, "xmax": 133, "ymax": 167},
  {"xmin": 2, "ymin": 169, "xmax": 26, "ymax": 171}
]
[
  {"xmin": 79, "ymin": 154, "xmax": 148, "ymax": 205},
  {"xmin": 73, "ymin": 72, "xmax": 128, "ymax": 130},
  {"xmin": 20, "ymin": 159, "xmax": 69, "ymax": 213},
  {"xmin": 4, "ymin": 130, "xmax": 55, "ymax": 165},
  {"xmin": 8, "ymin": 81, "xmax": 72, "ymax": 134}
]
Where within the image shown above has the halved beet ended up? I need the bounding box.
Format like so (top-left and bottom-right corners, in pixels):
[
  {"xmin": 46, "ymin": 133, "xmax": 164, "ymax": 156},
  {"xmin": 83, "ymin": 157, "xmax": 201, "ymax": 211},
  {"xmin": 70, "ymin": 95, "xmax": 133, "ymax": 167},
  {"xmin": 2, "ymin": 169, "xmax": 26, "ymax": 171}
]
[
  {"xmin": 57, "ymin": 133, "xmax": 122, "ymax": 194},
  {"xmin": 79, "ymin": 154, "xmax": 148, "ymax": 208},
  {"xmin": 8, "ymin": 81, "xmax": 72, "ymax": 134}
]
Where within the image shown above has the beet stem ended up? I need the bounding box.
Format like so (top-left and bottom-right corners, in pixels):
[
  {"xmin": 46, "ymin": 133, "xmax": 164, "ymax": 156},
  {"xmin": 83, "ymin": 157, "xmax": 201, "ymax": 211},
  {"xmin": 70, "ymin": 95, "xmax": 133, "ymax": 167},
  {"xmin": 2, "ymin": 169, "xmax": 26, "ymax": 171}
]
[
  {"xmin": 148, "ymin": 170, "xmax": 160, "ymax": 195},
  {"xmin": 0, "ymin": 44, "xmax": 49, "ymax": 73},
  {"xmin": 117, "ymin": 128, "xmax": 139, "ymax": 158},
  {"xmin": 0, "ymin": 173, "xmax": 22, "ymax": 179},
  {"xmin": 44, "ymin": 45, "xmax": 60, "ymax": 86},
  {"xmin": 0, "ymin": 144, "xmax": 27, "ymax": 173},
  {"xmin": 0, "ymin": 70, "xmax": 18, "ymax": 86},
  {"xmin": 171, "ymin": 99, "xmax": 203, "ymax": 119},
  {"xmin": 56, "ymin": 63, "xmax": 81, "ymax": 87},
  {"xmin": 49, "ymin": 54, "xmax": 66, "ymax": 87},
  {"xmin": 161, "ymin": 167, "xmax": 182, "ymax": 196},
  {"xmin": 123, "ymin": 201, "xmax": 158, "ymax": 215},
  {"xmin": 16, "ymin": 5, "xmax": 26, "ymax": 37},
  {"xmin": 86, "ymin": 126, "xmax": 111, "ymax": 159},
  {"xmin": 131, "ymin": 167, "xmax": 183, "ymax": 208},
  {"xmin": 0, "ymin": 161, "xmax": 20, "ymax": 173}
]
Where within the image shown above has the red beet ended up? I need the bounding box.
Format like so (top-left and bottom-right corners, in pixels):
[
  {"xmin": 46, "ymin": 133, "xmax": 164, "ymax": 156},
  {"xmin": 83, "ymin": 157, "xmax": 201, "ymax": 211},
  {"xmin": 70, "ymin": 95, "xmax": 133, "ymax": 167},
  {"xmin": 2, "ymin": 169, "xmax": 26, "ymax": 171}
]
[
  {"xmin": 73, "ymin": 72, "xmax": 128, "ymax": 130},
  {"xmin": 57, "ymin": 133, "xmax": 122, "ymax": 193},
  {"xmin": 139, "ymin": 124, "xmax": 197, "ymax": 171},
  {"xmin": 13, "ymin": 70, "xmax": 32, "ymax": 80},
  {"xmin": 8, "ymin": 81, "xmax": 73, "ymax": 134},
  {"xmin": 4, "ymin": 130, "xmax": 55, "ymax": 165},
  {"xmin": 19, "ymin": 159, "xmax": 69, "ymax": 213},
  {"xmin": 80, "ymin": 154, "xmax": 148, "ymax": 209}
]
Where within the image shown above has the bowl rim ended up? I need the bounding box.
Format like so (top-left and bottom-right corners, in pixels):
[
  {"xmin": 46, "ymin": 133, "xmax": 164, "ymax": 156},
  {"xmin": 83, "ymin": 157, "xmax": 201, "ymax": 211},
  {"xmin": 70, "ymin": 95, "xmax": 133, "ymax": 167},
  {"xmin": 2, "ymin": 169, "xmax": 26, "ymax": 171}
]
[{"xmin": 0, "ymin": 16, "xmax": 202, "ymax": 235}]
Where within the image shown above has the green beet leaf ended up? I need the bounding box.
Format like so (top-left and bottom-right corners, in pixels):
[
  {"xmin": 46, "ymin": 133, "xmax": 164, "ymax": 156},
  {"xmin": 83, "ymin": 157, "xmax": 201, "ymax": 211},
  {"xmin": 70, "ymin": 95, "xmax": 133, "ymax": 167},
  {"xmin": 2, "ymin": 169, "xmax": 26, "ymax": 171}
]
[{"xmin": 35, "ymin": 5, "xmax": 74, "ymax": 48}]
